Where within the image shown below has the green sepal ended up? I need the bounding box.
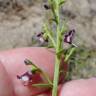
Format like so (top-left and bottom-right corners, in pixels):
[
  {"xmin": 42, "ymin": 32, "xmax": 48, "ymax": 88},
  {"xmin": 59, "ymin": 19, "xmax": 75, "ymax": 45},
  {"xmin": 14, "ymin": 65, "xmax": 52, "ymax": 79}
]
[
  {"xmin": 31, "ymin": 65, "xmax": 38, "ymax": 73},
  {"xmin": 24, "ymin": 59, "xmax": 40, "ymax": 73},
  {"xmin": 43, "ymin": 32, "xmax": 48, "ymax": 39}
]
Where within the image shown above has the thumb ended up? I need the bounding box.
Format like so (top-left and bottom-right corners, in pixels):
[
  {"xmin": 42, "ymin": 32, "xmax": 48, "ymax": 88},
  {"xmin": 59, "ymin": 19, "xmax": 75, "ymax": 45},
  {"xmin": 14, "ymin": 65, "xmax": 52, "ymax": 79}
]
[
  {"xmin": 59, "ymin": 78, "xmax": 96, "ymax": 96},
  {"xmin": 0, "ymin": 62, "xmax": 15, "ymax": 96}
]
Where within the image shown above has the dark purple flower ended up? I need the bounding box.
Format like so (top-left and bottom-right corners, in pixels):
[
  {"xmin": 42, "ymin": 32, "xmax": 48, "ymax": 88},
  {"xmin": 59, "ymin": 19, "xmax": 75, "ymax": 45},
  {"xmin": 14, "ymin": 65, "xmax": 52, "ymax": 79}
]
[
  {"xmin": 17, "ymin": 70, "xmax": 43, "ymax": 86},
  {"xmin": 17, "ymin": 71, "xmax": 33, "ymax": 82},
  {"xmin": 36, "ymin": 32, "xmax": 48, "ymax": 43},
  {"xmin": 64, "ymin": 29, "xmax": 75, "ymax": 44}
]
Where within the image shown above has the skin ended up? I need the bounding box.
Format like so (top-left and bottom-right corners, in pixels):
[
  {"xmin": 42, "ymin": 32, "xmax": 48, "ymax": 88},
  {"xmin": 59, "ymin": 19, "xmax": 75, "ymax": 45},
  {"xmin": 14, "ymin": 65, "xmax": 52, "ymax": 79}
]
[
  {"xmin": 0, "ymin": 47, "xmax": 96, "ymax": 96},
  {"xmin": 59, "ymin": 78, "xmax": 96, "ymax": 96},
  {"xmin": 0, "ymin": 47, "xmax": 55, "ymax": 96},
  {"xmin": 0, "ymin": 63, "xmax": 14, "ymax": 96}
]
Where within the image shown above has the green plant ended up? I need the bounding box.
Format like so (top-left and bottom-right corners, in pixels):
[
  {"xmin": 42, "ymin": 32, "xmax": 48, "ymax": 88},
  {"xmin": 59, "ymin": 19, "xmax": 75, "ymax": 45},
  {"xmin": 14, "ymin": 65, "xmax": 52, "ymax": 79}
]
[
  {"xmin": 17, "ymin": 0, "xmax": 77, "ymax": 96},
  {"xmin": 43, "ymin": 0, "xmax": 77, "ymax": 96}
]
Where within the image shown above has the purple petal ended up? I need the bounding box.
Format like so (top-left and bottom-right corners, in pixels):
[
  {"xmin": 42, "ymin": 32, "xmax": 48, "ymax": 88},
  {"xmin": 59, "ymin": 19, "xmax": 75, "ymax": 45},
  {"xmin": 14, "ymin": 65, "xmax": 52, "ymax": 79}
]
[
  {"xmin": 36, "ymin": 32, "xmax": 49, "ymax": 43},
  {"xmin": 17, "ymin": 71, "xmax": 33, "ymax": 82},
  {"xmin": 64, "ymin": 29, "xmax": 75, "ymax": 44},
  {"xmin": 39, "ymin": 37, "xmax": 45, "ymax": 43}
]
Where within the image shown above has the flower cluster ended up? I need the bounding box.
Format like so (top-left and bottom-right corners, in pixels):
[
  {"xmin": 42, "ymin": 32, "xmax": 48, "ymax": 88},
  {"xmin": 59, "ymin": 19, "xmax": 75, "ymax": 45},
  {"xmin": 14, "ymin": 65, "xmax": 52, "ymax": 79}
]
[{"xmin": 35, "ymin": 29, "xmax": 76, "ymax": 47}]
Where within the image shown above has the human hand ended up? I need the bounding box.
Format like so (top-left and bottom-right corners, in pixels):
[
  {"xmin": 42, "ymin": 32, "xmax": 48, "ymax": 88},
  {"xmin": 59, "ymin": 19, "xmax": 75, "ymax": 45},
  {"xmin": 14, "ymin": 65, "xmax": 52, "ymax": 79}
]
[{"xmin": 0, "ymin": 47, "xmax": 96, "ymax": 96}]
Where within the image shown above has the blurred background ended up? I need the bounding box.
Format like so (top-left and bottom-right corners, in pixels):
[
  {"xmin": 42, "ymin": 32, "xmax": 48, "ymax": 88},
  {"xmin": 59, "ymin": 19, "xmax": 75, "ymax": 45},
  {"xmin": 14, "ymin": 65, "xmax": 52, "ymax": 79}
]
[
  {"xmin": 0, "ymin": 0, "xmax": 96, "ymax": 80},
  {"xmin": 0, "ymin": 0, "xmax": 96, "ymax": 50}
]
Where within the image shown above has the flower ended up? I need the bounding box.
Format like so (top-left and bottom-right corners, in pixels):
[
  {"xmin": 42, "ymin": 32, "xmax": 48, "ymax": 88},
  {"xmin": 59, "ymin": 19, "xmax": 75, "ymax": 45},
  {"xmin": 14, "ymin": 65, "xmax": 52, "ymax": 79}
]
[
  {"xmin": 36, "ymin": 32, "xmax": 48, "ymax": 43},
  {"xmin": 17, "ymin": 70, "xmax": 43, "ymax": 86},
  {"xmin": 17, "ymin": 71, "xmax": 33, "ymax": 83},
  {"xmin": 64, "ymin": 29, "xmax": 75, "ymax": 44}
]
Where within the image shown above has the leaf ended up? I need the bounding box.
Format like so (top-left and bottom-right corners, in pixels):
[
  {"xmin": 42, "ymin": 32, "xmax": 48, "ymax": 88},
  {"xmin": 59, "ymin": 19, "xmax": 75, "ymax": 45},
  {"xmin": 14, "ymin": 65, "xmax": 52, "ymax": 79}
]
[
  {"xmin": 59, "ymin": 0, "xmax": 66, "ymax": 6},
  {"xmin": 43, "ymin": 24, "xmax": 56, "ymax": 48},
  {"xmin": 32, "ymin": 83, "xmax": 52, "ymax": 88},
  {"xmin": 61, "ymin": 21, "xmax": 68, "ymax": 35},
  {"xmin": 64, "ymin": 47, "xmax": 76, "ymax": 62},
  {"xmin": 49, "ymin": 18, "xmax": 57, "ymax": 24},
  {"xmin": 56, "ymin": 49, "xmax": 65, "ymax": 55},
  {"xmin": 47, "ymin": 44, "xmax": 54, "ymax": 48}
]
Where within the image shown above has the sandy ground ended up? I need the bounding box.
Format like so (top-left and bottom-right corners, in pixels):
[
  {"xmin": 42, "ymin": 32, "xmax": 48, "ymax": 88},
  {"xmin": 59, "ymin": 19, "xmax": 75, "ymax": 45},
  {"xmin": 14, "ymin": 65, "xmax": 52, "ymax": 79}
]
[{"xmin": 0, "ymin": 1, "xmax": 45, "ymax": 50}]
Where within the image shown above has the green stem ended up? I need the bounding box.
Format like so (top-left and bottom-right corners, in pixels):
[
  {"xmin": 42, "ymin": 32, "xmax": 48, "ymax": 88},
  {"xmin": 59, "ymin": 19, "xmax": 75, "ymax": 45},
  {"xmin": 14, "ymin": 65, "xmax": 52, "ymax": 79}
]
[
  {"xmin": 52, "ymin": 55, "xmax": 60, "ymax": 96},
  {"xmin": 52, "ymin": 0, "xmax": 61, "ymax": 95},
  {"xmin": 47, "ymin": 0, "xmax": 67, "ymax": 96}
]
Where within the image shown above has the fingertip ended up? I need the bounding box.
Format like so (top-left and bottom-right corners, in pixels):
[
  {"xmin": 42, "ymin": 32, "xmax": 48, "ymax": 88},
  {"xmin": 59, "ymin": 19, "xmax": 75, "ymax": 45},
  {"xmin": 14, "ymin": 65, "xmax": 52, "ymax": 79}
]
[{"xmin": 59, "ymin": 78, "xmax": 96, "ymax": 96}]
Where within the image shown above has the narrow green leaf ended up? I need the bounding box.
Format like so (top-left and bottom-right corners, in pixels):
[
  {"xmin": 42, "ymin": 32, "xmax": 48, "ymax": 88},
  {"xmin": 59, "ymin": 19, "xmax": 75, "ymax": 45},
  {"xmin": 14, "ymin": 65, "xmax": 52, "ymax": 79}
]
[
  {"xmin": 65, "ymin": 47, "xmax": 76, "ymax": 62},
  {"xmin": 32, "ymin": 83, "xmax": 52, "ymax": 88},
  {"xmin": 59, "ymin": 0, "xmax": 66, "ymax": 5},
  {"xmin": 47, "ymin": 45, "xmax": 54, "ymax": 48},
  {"xmin": 56, "ymin": 49, "xmax": 65, "ymax": 55},
  {"xmin": 61, "ymin": 21, "xmax": 68, "ymax": 35},
  {"xmin": 43, "ymin": 24, "xmax": 56, "ymax": 48}
]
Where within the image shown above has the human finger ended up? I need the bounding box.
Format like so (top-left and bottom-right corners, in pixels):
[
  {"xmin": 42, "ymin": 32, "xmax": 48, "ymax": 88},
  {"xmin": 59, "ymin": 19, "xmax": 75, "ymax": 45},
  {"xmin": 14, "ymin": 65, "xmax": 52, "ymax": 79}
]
[
  {"xmin": 0, "ymin": 62, "xmax": 15, "ymax": 96},
  {"xmin": 59, "ymin": 78, "xmax": 96, "ymax": 96}
]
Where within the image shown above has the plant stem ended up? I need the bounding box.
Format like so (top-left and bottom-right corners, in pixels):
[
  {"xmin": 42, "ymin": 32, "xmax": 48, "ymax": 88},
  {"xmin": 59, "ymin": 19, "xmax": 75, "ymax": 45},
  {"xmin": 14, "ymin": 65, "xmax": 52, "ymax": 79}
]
[
  {"xmin": 52, "ymin": 0, "xmax": 61, "ymax": 95},
  {"xmin": 52, "ymin": 55, "xmax": 60, "ymax": 96}
]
